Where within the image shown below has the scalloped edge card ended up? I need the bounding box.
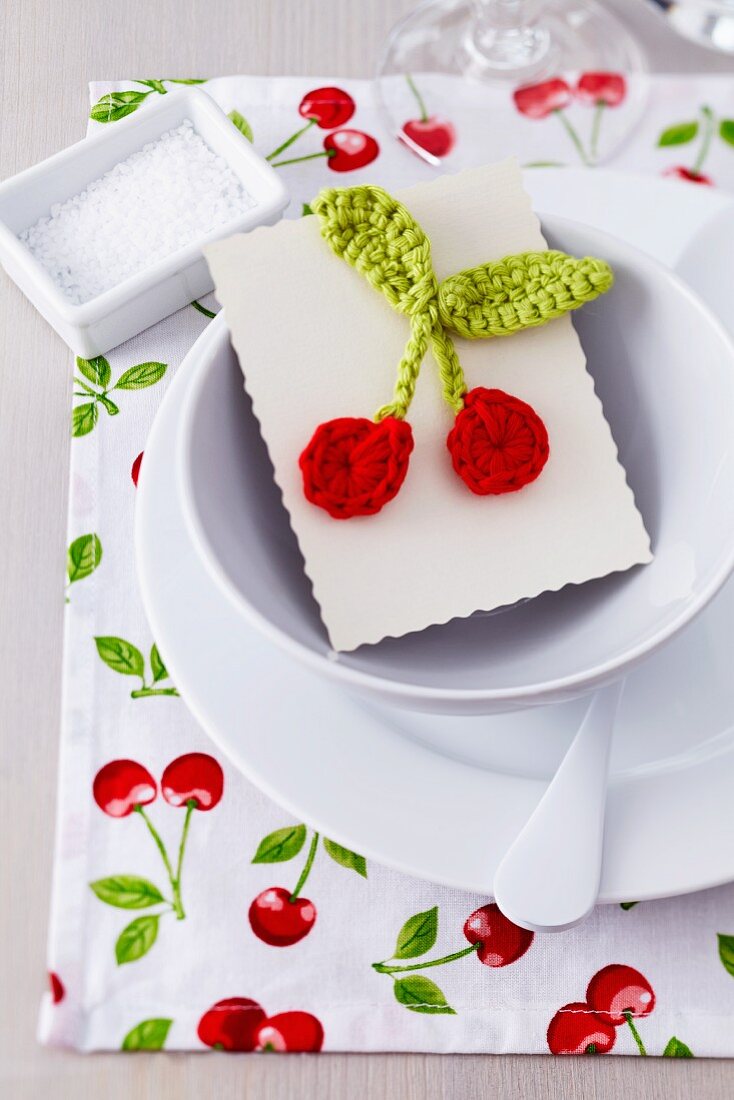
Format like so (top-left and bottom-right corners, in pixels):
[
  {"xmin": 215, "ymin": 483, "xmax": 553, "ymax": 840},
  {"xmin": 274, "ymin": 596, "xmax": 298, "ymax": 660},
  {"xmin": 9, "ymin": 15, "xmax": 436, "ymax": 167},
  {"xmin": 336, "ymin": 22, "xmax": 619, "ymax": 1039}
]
[{"xmin": 205, "ymin": 160, "xmax": 651, "ymax": 652}]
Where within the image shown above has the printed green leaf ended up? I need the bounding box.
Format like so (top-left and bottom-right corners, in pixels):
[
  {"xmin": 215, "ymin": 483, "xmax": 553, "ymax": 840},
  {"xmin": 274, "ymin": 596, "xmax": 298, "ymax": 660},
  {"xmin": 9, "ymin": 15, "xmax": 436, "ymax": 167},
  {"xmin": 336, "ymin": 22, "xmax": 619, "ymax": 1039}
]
[
  {"xmin": 95, "ymin": 636, "xmax": 145, "ymax": 679},
  {"xmin": 150, "ymin": 643, "xmax": 168, "ymax": 682},
  {"xmin": 76, "ymin": 355, "xmax": 111, "ymax": 388},
  {"xmin": 393, "ymin": 906, "xmax": 438, "ymax": 959},
  {"xmin": 72, "ymin": 402, "xmax": 98, "ymax": 438},
  {"xmin": 252, "ymin": 824, "xmax": 307, "ymax": 863},
  {"xmin": 136, "ymin": 79, "xmax": 167, "ymax": 94},
  {"xmin": 167, "ymin": 78, "xmax": 207, "ymax": 85},
  {"xmin": 115, "ymin": 915, "xmax": 159, "ymax": 964},
  {"xmin": 90, "ymin": 91, "xmax": 150, "ymax": 123},
  {"xmin": 67, "ymin": 533, "xmax": 102, "ymax": 584},
  {"xmin": 122, "ymin": 1017, "xmax": 173, "ymax": 1051},
  {"xmin": 393, "ymin": 975, "xmax": 455, "ymax": 1015},
  {"xmin": 97, "ymin": 395, "xmax": 120, "ymax": 416},
  {"xmin": 663, "ymin": 1036, "xmax": 693, "ymax": 1058},
  {"xmin": 657, "ymin": 121, "xmax": 698, "ymax": 147},
  {"xmin": 302, "ymin": 202, "xmax": 314, "ymax": 216},
  {"xmin": 90, "ymin": 875, "xmax": 164, "ymax": 909},
  {"xmin": 620, "ymin": 901, "xmax": 639, "ymax": 911},
  {"xmin": 114, "ymin": 361, "xmax": 167, "ymax": 390},
  {"xmin": 719, "ymin": 119, "xmax": 734, "ymax": 147},
  {"xmin": 228, "ymin": 110, "xmax": 253, "ymax": 142},
  {"xmin": 718, "ymin": 933, "xmax": 734, "ymax": 976},
  {"xmin": 322, "ymin": 838, "xmax": 367, "ymax": 878}
]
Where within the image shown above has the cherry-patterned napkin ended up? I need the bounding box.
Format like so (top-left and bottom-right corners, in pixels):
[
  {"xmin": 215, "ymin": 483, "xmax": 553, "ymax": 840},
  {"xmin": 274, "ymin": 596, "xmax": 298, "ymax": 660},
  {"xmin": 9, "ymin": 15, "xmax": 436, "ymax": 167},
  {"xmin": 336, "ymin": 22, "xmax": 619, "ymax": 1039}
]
[{"xmin": 41, "ymin": 74, "xmax": 734, "ymax": 1055}]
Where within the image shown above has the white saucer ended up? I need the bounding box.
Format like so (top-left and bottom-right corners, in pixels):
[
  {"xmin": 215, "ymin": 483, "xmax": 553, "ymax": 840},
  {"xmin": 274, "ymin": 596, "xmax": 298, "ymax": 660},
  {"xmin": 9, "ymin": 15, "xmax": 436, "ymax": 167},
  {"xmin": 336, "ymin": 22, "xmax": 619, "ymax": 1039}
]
[{"xmin": 136, "ymin": 169, "xmax": 734, "ymax": 902}]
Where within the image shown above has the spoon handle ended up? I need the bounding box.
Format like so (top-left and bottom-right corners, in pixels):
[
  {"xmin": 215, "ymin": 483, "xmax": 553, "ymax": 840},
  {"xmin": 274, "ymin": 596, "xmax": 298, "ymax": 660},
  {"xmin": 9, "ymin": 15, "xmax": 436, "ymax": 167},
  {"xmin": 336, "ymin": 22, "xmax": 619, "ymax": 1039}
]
[{"xmin": 493, "ymin": 681, "xmax": 623, "ymax": 933}]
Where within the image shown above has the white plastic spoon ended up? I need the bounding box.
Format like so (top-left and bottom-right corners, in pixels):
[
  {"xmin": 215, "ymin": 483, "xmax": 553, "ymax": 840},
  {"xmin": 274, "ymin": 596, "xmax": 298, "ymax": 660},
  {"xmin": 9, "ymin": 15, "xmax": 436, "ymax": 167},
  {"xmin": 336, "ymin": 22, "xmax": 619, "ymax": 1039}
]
[{"xmin": 492, "ymin": 680, "xmax": 623, "ymax": 933}]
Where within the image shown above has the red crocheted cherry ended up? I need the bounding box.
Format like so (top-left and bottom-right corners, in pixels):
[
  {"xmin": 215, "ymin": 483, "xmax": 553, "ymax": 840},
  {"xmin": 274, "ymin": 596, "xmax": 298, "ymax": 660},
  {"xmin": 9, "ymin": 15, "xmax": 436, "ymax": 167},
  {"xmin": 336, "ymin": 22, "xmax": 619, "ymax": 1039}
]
[
  {"xmin": 299, "ymin": 87, "xmax": 355, "ymax": 129},
  {"xmin": 300, "ymin": 415, "xmax": 414, "ymax": 519},
  {"xmin": 463, "ymin": 903, "xmax": 534, "ymax": 967},
  {"xmin": 586, "ymin": 964, "xmax": 656, "ymax": 1026},
  {"xmin": 255, "ymin": 1011, "xmax": 324, "ymax": 1053},
  {"xmin": 547, "ymin": 1002, "xmax": 617, "ymax": 1055},
  {"xmin": 161, "ymin": 752, "xmax": 224, "ymax": 811},
  {"xmin": 197, "ymin": 997, "xmax": 267, "ymax": 1052},
  {"xmin": 447, "ymin": 387, "xmax": 549, "ymax": 496},
  {"xmin": 93, "ymin": 759, "xmax": 156, "ymax": 817}
]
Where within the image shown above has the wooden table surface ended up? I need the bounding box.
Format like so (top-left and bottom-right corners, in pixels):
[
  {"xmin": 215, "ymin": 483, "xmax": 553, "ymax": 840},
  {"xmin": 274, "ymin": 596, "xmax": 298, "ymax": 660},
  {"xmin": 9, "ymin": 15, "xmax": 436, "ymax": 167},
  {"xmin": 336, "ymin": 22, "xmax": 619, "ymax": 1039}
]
[{"xmin": 2, "ymin": 1, "xmax": 733, "ymax": 1095}]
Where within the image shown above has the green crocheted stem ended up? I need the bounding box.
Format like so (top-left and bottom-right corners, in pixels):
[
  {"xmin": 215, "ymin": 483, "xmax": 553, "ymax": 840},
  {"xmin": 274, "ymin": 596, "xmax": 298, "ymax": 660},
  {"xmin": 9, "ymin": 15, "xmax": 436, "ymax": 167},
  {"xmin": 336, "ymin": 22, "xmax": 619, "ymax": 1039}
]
[
  {"xmin": 437, "ymin": 251, "xmax": 614, "ymax": 341},
  {"xmin": 430, "ymin": 317, "xmax": 467, "ymax": 413},
  {"xmin": 375, "ymin": 309, "xmax": 432, "ymax": 421},
  {"xmin": 313, "ymin": 184, "xmax": 440, "ymax": 420}
]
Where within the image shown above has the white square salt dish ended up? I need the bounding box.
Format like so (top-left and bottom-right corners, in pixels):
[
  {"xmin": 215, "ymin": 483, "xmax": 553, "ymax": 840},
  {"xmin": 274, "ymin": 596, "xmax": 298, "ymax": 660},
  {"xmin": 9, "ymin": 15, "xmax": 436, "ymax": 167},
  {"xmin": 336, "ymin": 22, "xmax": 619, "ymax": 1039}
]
[{"xmin": 0, "ymin": 89, "xmax": 289, "ymax": 357}]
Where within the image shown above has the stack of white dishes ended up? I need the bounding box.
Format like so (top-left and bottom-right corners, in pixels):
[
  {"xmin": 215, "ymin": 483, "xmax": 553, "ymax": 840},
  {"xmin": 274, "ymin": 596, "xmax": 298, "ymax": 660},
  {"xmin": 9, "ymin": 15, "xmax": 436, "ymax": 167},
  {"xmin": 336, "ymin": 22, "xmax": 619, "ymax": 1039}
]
[{"xmin": 136, "ymin": 170, "xmax": 734, "ymax": 904}]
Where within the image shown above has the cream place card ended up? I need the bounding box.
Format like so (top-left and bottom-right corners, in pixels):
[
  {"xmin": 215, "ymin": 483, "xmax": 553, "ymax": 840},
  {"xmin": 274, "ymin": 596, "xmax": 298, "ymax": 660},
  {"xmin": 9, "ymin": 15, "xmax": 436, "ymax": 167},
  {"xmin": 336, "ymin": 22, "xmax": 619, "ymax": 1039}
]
[{"xmin": 205, "ymin": 160, "xmax": 651, "ymax": 652}]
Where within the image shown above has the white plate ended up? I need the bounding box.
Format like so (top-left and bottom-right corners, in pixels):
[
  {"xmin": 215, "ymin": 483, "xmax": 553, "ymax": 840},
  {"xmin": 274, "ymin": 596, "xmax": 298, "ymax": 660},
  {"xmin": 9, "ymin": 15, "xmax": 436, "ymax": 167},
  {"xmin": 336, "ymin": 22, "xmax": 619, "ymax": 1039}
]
[{"xmin": 136, "ymin": 169, "xmax": 734, "ymax": 902}]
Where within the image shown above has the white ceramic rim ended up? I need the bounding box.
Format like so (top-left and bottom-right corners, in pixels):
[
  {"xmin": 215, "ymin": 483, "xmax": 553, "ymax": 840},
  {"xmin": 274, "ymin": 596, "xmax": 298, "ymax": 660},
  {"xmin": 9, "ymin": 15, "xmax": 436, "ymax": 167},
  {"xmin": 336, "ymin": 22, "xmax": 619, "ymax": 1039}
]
[{"xmin": 177, "ymin": 217, "xmax": 734, "ymax": 708}]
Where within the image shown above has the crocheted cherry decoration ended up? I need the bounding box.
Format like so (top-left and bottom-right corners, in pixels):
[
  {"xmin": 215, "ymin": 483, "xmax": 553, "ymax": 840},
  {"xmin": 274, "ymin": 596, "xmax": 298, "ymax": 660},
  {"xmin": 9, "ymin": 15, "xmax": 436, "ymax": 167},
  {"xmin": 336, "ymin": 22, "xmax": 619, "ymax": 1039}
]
[
  {"xmin": 302, "ymin": 185, "xmax": 611, "ymax": 517},
  {"xmin": 447, "ymin": 387, "xmax": 549, "ymax": 496},
  {"xmin": 299, "ymin": 415, "xmax": 414, "ymax": 520}
]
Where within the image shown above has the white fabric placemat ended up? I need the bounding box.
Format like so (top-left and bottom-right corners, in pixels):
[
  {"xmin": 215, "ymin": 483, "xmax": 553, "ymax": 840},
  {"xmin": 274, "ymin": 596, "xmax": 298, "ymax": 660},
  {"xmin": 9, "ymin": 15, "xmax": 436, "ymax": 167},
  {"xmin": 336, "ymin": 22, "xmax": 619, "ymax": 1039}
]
[{"xmin": 41, "ymin": 74, "xmax": 734, "ymax": 1055}]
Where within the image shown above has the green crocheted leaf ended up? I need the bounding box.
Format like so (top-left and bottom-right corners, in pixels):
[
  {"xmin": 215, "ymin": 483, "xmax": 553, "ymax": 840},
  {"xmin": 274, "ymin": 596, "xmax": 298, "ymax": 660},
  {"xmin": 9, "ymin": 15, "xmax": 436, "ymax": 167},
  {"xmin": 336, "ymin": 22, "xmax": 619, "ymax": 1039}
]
[
  {"xmin": 437, "ymin": 251, "xmax": 614, "ymax": 340},
  {"xmin": 311, "ymin": 185, "xmax": 438, "ymax": 318}
]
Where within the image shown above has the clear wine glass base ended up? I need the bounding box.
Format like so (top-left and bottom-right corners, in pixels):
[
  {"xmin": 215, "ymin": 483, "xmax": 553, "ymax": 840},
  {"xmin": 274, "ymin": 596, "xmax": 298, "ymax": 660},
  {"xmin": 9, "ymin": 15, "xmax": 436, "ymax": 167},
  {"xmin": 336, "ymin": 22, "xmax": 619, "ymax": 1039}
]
[{"xmin": 377, "ymin": 0, "xmax": 647, "ymax": 165}]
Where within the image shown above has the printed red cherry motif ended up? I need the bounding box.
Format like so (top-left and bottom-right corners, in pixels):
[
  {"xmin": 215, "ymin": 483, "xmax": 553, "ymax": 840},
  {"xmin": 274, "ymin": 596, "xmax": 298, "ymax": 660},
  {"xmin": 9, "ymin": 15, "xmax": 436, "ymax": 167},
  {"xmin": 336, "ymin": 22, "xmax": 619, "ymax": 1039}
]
[
  {"xmin": 93, "ymin": 759, "xmax": 157, "ymax": 817},
  {"xmin": 664, "ymin": 165, "xmax": 713, "ymax": 186},
  {"xmin": 586, "ymin": 964, "xmax": 655, "ymax": 1027},
  {"xmin": 463, "ymin": 902, "xmax": 535, "ymax": 967},
  {"xmin": 575, "ymin": 72, "xmax": 626, "ymax": 108},
  {"xmin": 372, "ymin": 901, "xmax": 533, "ymax": 1012},
  {"xmin": 198, "ymin": 997, "xmax": 267, "ymax": 1052},
  {"xmin": 401, "ymin": 74, "xmax": 455, "ymax": 159},
  {"xmin": 324, "ymin": 129, "xmax": 380, "ymax": 172},
  {"xmin": 299, "ymin": 86, "xmax": 355, "ymax": 129},
  {"xmin": 161, "ymin": 752, "xmax": 224, "ymax": 811},
  {"xmin": 249, "ymin": 886, "xmax": 316, "ymax": 947},
  {"xmin": 402, "ymin": 118, "xmax": 455, "ymax": 159},
  {"xmin": 547, "ymin": 1002, "xmax": 617, "ymax": 1055},
  {"xmin": 300, "ymin": 415, "xmax": 414, "ymax": 519},
  {"xmin": 447, "ymin": 387, "xmax": 549, "ymax": 496},
  {"xmin": 514, "ymin": 77, "xmax": 571, "ymax": 120},
  {"xmin": 131, "ymin": 450, "xmax": 143, "ymax": 487},
  {"xmin": 49, "ymin": 971, "xmax": 65, "ymax": 1004},
  {"xmin": 91, "ymin": 754, "xmax": 225, "ymax": 937},
  {"xmin": 255, "ymin": 1011, "xmax": 324, "ymax": 1053},
  {"xmin": 513, "ymin": 76, "xmax": 592, "ymax": 165}
]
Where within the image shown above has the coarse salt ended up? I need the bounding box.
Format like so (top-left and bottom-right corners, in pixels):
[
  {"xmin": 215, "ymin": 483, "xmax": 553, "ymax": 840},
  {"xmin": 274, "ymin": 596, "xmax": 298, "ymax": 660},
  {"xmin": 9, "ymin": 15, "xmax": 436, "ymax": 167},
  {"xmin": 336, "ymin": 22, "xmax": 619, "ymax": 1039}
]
[{"xmin": 18, "ymin": 120, "xmax": 255, "ymax": 305}]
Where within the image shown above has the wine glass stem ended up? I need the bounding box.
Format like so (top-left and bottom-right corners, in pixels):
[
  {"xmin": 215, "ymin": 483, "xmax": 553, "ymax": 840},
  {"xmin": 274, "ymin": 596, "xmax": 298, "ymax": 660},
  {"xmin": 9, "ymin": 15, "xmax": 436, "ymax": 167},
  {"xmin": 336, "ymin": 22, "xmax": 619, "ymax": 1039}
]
[
  {"xmin": 474, "ymin": 0, "xmax": 527, "ymax": 34},
  {"xmin": 471, "ymin": 0, "xmax": 550, "ymax": 70}
]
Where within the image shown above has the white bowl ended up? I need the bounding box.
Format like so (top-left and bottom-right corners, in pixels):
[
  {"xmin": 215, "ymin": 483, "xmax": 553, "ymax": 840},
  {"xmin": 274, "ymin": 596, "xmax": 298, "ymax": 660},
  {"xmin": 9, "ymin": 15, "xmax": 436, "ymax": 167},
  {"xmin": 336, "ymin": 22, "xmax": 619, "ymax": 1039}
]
[
  {"xmin": 0, "ymin": 89, "xmax": 288, "ymax": 357},
  {"xmin": 178, "ymin": 216, "xmax": 734, "ymax": 715}
]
